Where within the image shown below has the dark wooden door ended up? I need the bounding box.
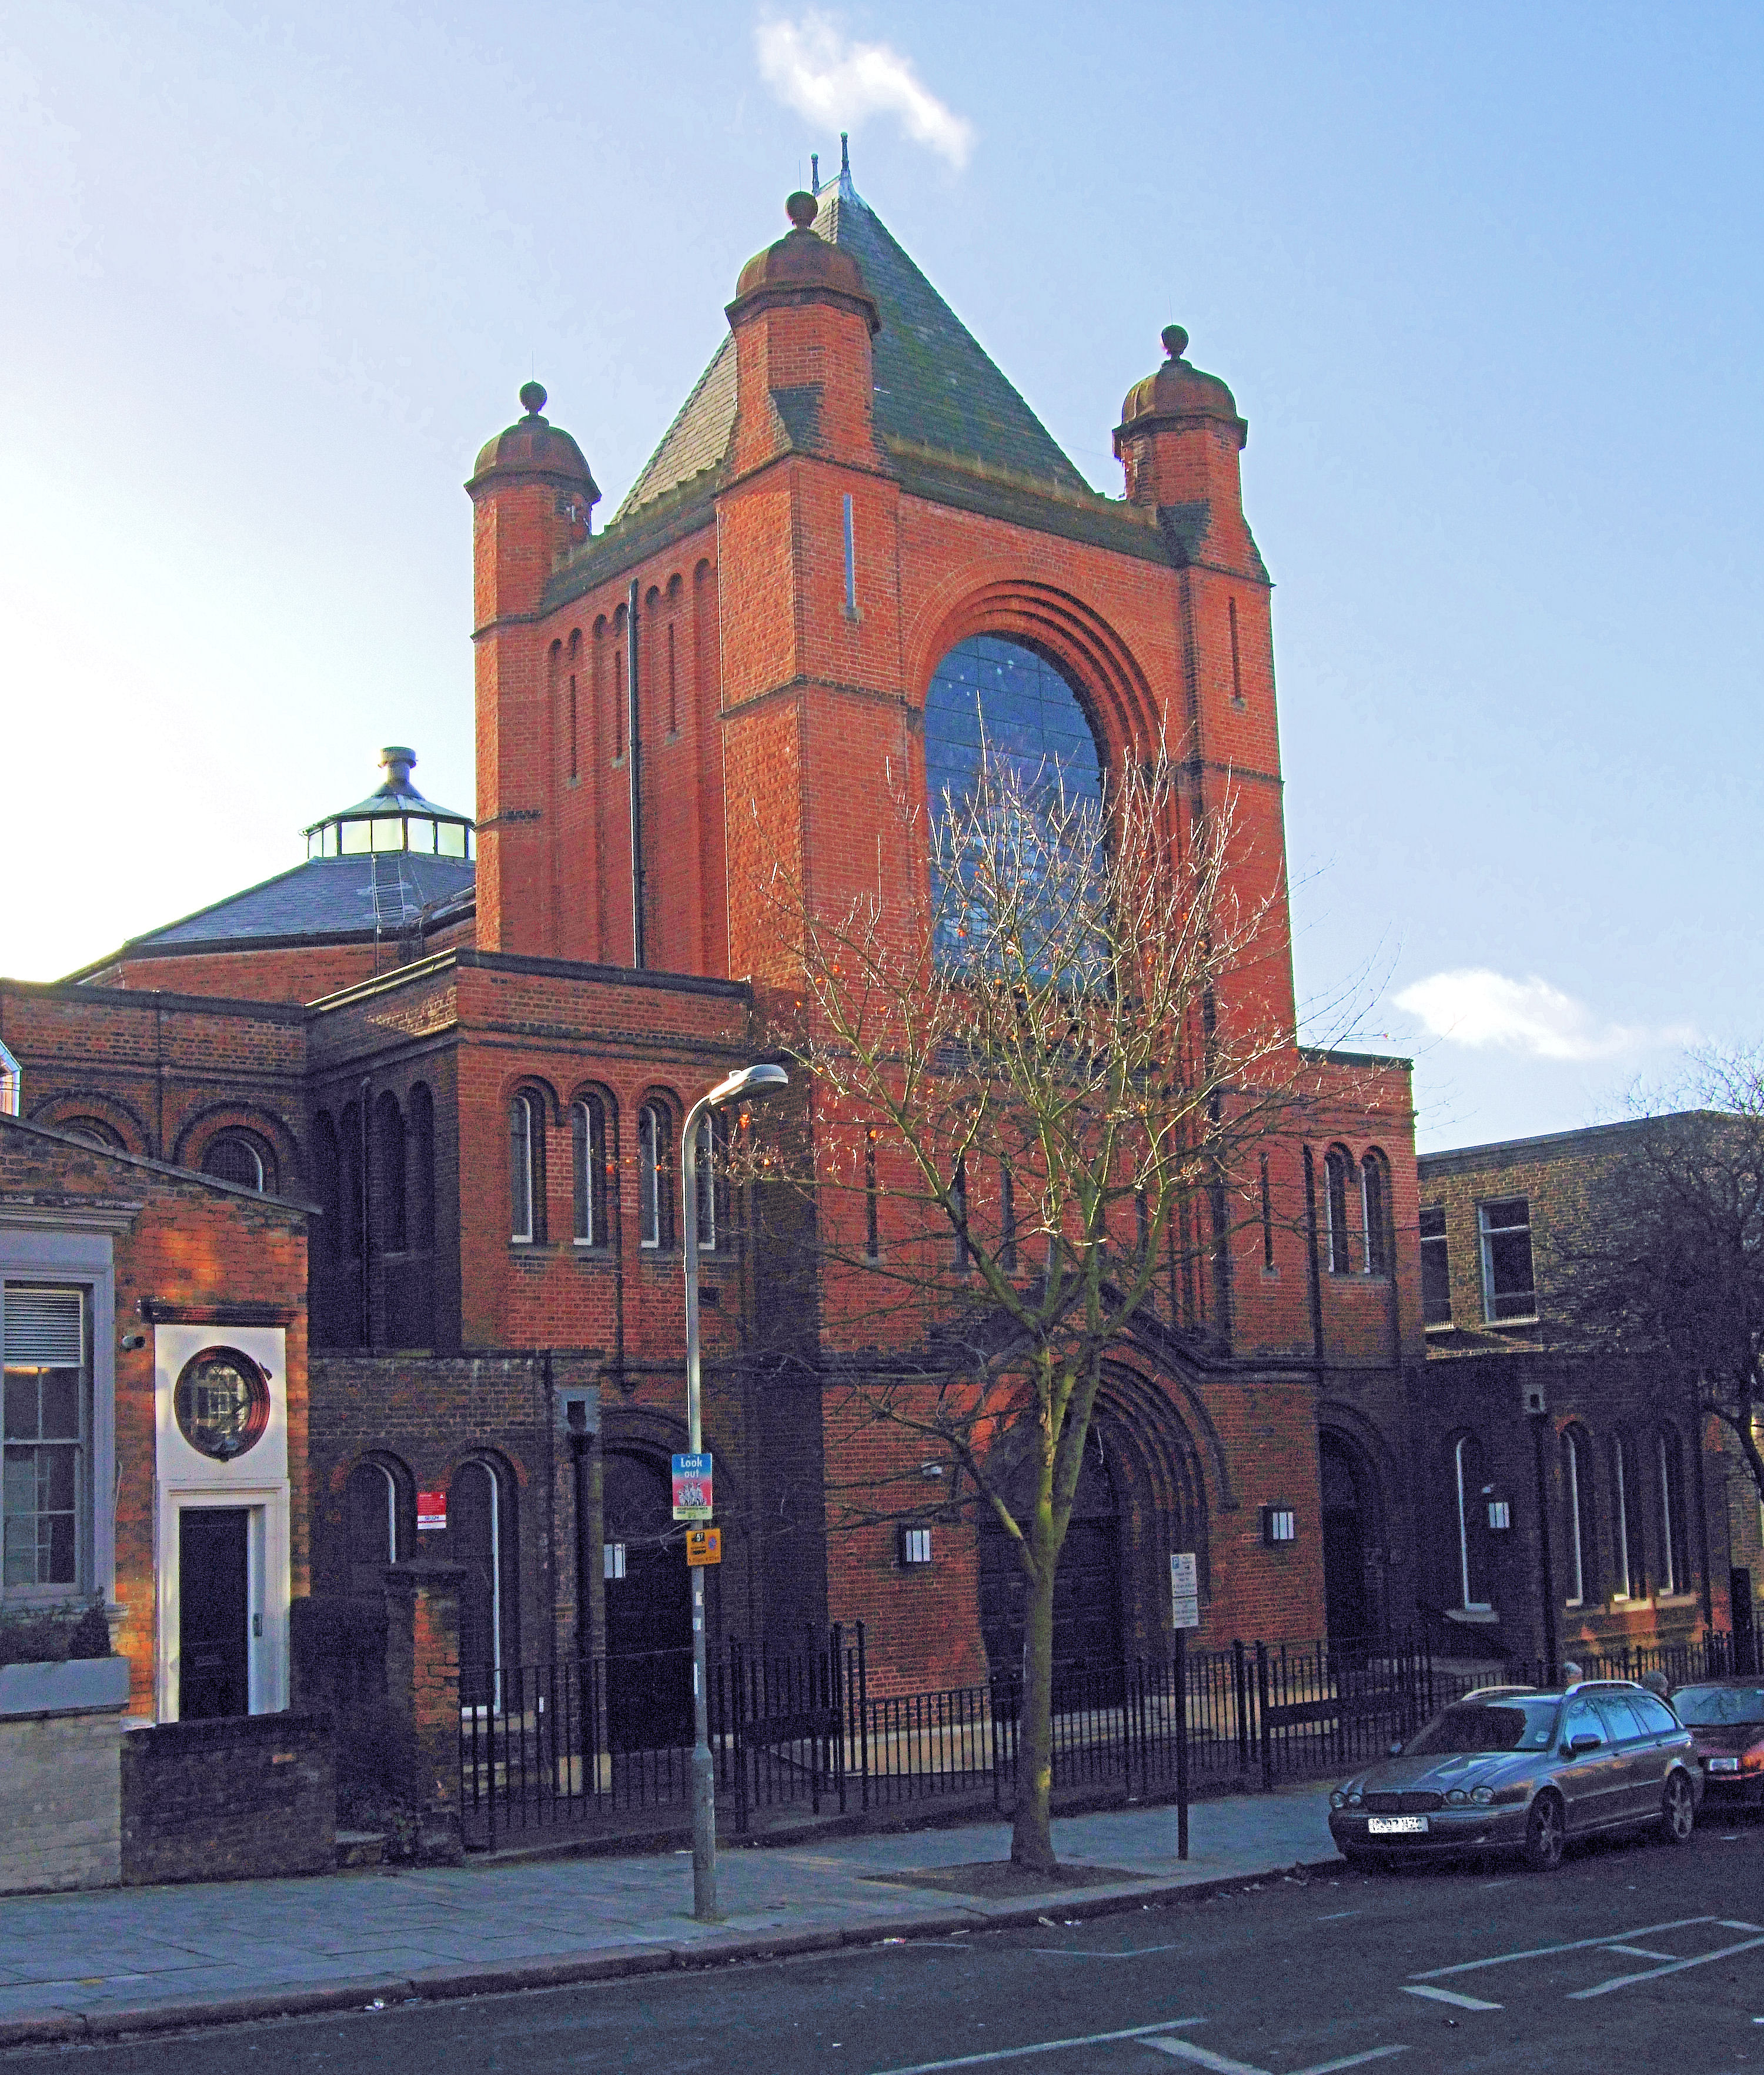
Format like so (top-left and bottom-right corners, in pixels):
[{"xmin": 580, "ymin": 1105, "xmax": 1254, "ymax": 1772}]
[
  {"xmin": 603, "ymin": 1452, "xmax": 693, "ymax": 1750},
  {"xmin": 179, "ymin": 1508, "xmax": 249, "ymax": 1719},
  {"xmin": 978, "ymin": 1442, "xmax": 1127, "ymax": 1705}
]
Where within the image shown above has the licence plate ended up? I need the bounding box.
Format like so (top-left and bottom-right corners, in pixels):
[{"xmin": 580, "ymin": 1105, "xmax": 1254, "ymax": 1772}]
[
  {"xmin": 1367, "ymin": 1815, "xmax": 1429, "ymax": 1835},
  {"xmin": 1708, "ymin": 1757, "xmax": 1740, "ymax": 1773}
]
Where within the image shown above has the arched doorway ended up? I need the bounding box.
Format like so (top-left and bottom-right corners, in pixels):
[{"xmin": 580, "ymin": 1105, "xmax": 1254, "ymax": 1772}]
[
  {"xmin": 450, "ymin": 1458, "xmax": 517, "ymax": 1708},
  {"xmin": 602, "ymin": 1449, "xmax": 693, "ymax": 1750},
  {"xmin": 1319, "ymin": 1431, "xmax": 1379, "ymax": 1643},
  {"xmin": 977, "ymin": 1428, "xmax": 1126, "ymax": 1702}
]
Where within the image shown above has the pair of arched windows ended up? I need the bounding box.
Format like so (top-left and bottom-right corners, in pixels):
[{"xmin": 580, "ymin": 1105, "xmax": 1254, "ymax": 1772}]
[
  {"xmin": 510, "ymin": 1090, "xmax": 724, "ymax": 1253},
  {"xmin": 1323, "ymin": 1147, "xmax": 1391, "ymax": 1276}
]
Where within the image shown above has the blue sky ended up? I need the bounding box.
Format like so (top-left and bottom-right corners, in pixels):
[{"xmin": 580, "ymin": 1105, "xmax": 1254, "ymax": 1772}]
[{"xmin": 2, "ymin": 1, "xmax": 1759, "ymax": 1149}]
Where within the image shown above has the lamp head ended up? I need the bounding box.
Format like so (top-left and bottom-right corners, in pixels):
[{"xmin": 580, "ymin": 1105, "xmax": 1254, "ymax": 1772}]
[{"xmin": 707, "ymin": 1062, "xmax": 789, "ymax": 1108}]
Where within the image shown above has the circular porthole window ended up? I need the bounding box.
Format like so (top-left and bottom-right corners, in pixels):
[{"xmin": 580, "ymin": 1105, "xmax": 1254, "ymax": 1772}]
[{"xmin": 173, "ymin": 1348, "xmax": 270, "ymax": 1462}]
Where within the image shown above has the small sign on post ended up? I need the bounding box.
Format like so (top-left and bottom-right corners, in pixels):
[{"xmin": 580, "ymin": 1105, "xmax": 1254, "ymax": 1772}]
[
  {"xmin": 1170, "ymin": 1551, "xmax": 1200, "ymax": 1631},
  {"xmin": 686, "ymin": 1527, "xmax": 722, "ymax": 1567},
  {"xmin": 671, "ymin": 1452, "xmax": 713, "ymax": 1522},
  {"xmin": 417, "ymin": 1490, "xmax": 447, "ymax": 1533}
]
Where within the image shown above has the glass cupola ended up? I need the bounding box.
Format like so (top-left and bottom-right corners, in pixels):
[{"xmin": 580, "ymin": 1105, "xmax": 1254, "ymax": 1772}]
[{"xmin": 303, "ymin": 748, "xmax": 475, "ymax": 861}]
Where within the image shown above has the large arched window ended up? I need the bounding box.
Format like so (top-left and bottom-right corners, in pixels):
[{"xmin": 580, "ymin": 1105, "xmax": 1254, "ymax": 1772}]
[
  {"xmin": 693, "ymin": 1109, "xmax": 727, "ymax": 1253},
  {"xmin": 1453, "ymin": 1432, "xmax": 1494, "ymax": 1612},
  {"xmin": 452, "ymin": 1456, "xmax": 517, "ymax": 1709},
  {"xmin": 1562, "ymin": 1425, "xmax": 1593, "ymax": 1608},
  {"xmin": 923, "ymin": 636, "xmax": 1105, "ymax": 962},
  {"xmin": 345, "ymin": 1455, "xmax": 410, "ymax": 1598},
  {"xmin": 1611, "ymin": 1434, "xmax": 1645, "ymax": 1600}
]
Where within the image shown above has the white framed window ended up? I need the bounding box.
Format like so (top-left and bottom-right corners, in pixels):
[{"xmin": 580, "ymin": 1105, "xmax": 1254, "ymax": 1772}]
[
  {"xmin": 1, "ymin": 1286, "xmax": 90, "ymax": 1598},
  {"xmin": 1562, "ymin": 1427, "xmax": 1589, "ymax": 1608},
  {"xmin": 1360, "ymin": 1153, "xmax": 1389, "ymax": 1275},
  {"xmin": 1454, "ymin": 1434, "xmax": 1493, "ymax": 1612},
  {"xmin": 572, "ymin": 1096, "xmax": 607, "ymax": 1248},
  {"xmin": 1479, "ymin": 1198, "xmax": 1536, "ymax": 1322},
  {"xmin": 1612, "ymin": 1435, "xmax": 1633, "ymax": 1599},
  {"xmin": 637, "ymin": 1102, "xmax": 671, "ymax": 1250},
  {"xmin": 1658, "ymin": 1429, "xmax": 1688, "ymax": 1596}
]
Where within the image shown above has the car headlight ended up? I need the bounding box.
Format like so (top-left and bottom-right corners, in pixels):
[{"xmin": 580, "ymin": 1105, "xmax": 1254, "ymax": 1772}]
[
  {"xmin": 1471, "ymin": 1786, "xmax": 1495, "ymax": 1805},
  {"xmin": 1347, "ymin": 1789, "xmax": 1363, "ymax": 1806},
  {"xmin": 1330, "ymin": 1790, "xmax": 1347, "ymax": 1809},
  {"xmin": 1445, "ymin": 1788, "xmax": 1469, "ymax": 1806}
]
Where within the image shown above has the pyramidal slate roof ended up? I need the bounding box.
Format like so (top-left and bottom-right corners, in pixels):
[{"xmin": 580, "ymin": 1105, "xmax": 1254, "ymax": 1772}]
[
  {"xmin": 119, "ymin": 853, "xmax": 476, "ymax": 952},
  {"xmin": 616, "ymin": 175, "xmax": 1095, "ymax": 522}
]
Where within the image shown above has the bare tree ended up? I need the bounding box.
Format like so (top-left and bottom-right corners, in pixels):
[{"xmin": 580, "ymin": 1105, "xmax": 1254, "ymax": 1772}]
[
  {"xmin": 751, "ymin": 746, "xmax": 1308, "ymax": 1872},
  {"xmin": 1552, "ymin": 1048, "xmax": 1764, "ymax": 1504}
]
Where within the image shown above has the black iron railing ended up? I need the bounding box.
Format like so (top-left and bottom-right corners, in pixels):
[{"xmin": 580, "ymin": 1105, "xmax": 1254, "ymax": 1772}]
[{"xmin": 457, "ymin": 1627, "xmax": 1454, "ymax": 1849}]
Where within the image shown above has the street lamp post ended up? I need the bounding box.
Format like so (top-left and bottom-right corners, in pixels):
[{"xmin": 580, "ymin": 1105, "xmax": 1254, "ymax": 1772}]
[{"xmin": 681, "ymin": 1061, "xmax": 788, "ymax": 1921}]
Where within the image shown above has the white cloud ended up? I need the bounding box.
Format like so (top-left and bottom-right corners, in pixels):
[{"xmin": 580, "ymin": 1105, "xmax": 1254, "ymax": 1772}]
[
  {"xmin": 755, "ymin": 14, "xmax": 975, "ymax": 171},
  {"xmin": 1392, "ymin": 968, "xmax": 1695, "ymax": 1063}
]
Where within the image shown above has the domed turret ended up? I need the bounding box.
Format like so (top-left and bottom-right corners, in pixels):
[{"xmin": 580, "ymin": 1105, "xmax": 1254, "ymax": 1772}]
[
  {"xmin": 1117, "ymin": 326, "xmax": 1245, "ymax": 443},
  {"xmin": 729, "ymin": 193, "xmax": 880, "ymax": 335},
  {"xmin": 469, "ymin": 382, "xmax": 601, "ymax": 506},
  {"xmin": 303, "ymin": 747, "xmax": 475, "ymax": 861}
]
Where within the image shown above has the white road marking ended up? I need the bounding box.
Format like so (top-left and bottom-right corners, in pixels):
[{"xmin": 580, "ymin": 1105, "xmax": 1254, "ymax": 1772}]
[
  {"xmin": 1570, "ymin": 1932, "xmax": 1764, "ymax": 2002},
  {"xmin": 1142, "ymin": 2041, "xmax": 1268, "ymax": 2073},
  {"xmin": 1140, "ymin": 2042, "xmax": 1408, "ymax": 2075},
  {"xmin": 1602, "ymin": 1944, "xmax": 1678, "ymax": 1960},
  {"xmin": 1315, "ymin": 1910, "xmax": 1362, "ymax": 1921},
  {"xmin": 866, "ymin": 2017, "xmax": 1205, "ymax": 2073},
  {"xmin": 1411, "ymin": 1916, "xmax": 1715, "ymax": 1979},
  {"xmin": 1723, "ymin": 1921, "xmax": 1764, "ymax": 1932},
  {"xmin": 1401, "ymin": 1984, "xmax": 1502, "ymax": 2011},
  {"xmin": 1291, "ymin": 2053, "xmax": 1410, "ymax": 2075}
]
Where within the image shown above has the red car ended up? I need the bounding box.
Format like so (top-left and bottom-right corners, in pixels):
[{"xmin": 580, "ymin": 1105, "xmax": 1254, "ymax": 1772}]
[{"xmin": 1672, "ymin": 1678, "xmax": 1764, "ymax": 1806}]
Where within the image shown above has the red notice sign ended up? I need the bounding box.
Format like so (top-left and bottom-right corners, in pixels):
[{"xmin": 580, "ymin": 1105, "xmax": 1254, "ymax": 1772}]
[{"xmin": 417, "ymin": 1490, "xmax": 447, "ymax": 1533}]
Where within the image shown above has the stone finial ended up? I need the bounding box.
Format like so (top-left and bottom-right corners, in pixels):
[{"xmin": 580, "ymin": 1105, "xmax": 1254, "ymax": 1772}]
[
  {"xmin": 1161, "ymin": 325, "xmax": 1190, "ymax": 360},
  {"xmin": 518, "ymin": 379, "xmax": 547, "ymax": 417},
  {"xmin": 786, "ymin": 191, "xmax": 818, "ymax": 229}
]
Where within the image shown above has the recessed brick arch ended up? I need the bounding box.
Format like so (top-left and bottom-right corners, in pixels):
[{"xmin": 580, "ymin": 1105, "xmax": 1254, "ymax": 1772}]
[
  {"xmin": 907, "ymin": 578, "xmax": 1165, "ymax": 765},
  {"xmin": 171, "ymin": 1101, "xmax": 303, "ymax": 1189},
  {"xmin": 28, "ymin": 1088, "xmax": 152, "ymax": 1156}
]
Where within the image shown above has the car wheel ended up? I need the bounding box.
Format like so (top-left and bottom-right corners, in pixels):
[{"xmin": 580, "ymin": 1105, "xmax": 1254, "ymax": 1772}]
[
  {"xmin": 1523, "ymin": 1790, "xmax": 1565, "ymax": 1872},
  {"xmin": 1659, "ymin": 1770, "xmax": 1696, "ymax": 1846}
]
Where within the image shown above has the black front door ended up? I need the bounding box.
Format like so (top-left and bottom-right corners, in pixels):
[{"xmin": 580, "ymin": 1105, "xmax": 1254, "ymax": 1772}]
[
  {"xmin": 179, "ymin": 1508, "xmax": 249, "ymax": 1719},
  {"xmin": 603, "ymin": 1452, "xmax": 693, "ymax": 1750},
  {"xmin": 1319, "ymin": 1434, "xmax": 1374, "ymax": 1642}
]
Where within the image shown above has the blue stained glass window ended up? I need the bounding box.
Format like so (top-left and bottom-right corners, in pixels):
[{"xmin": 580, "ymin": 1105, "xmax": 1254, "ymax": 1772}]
[{"xmin": 924, "ymin": 637, "xmax": 1104, "ymax": 821}]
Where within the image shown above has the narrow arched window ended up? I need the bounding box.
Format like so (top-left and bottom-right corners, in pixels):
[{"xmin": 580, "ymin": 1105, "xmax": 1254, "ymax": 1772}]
[
  {"xmin": 375, "ymin": 1094, "xmax": 406, "ymax": 1251},
  {"xmin": 1454, "ymin": 1433, "xmax": 1493, "ymax": 1612},
  {"xmin": 693, "ymin": 1110, "xmax": 726, "ymax": 1252},
  {"xmin": 339, "ymin": 1103, "xmax": 365, "ymax": 1261},
  {"xmin": 509, "ymin": 1092, "xmax": 543, "ymax": 1244},
  {"xmin": 572, "ymin": 1095, "xmax": 608, "ymax": 1247},
  {"xmin": 1360, "ymin": 1151, "xmax": 1389, "ymax": 1275},
  {"xmin": 638, "ymin": 1101, "xmax": 673, "ymax": 1249},
  {"xmin": 1612, "ymin": 1434, "xmax": 1645, "ymax": 1599},
  {"xmin": 1562, "ymin": 1426, "xmax": 1593, "ymax": 1608},
  {"xmin": 1658, "ymin": 1428, "xmax": 1688, "ymax": 1596},
  {"xmin": 451, "ymin": 1457, "xmax": 516, "ymax": 1709},
  {"xmin": 408, "ymin": 1084, "xmax": 435, "ymax": 1251},
  {"xmin": 345, "ymin": 1457, "xmax": 408, "ymax": 1597},
  {"xmin": 1324, "ymin": 1148, "xmax": 1353, "ymax": 1274}
]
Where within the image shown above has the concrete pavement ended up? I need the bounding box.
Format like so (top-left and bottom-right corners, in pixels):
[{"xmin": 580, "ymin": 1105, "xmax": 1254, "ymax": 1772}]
[{"xmin": 0, "ymin": 1787, "xmax": 1338, "ymax": 2047}]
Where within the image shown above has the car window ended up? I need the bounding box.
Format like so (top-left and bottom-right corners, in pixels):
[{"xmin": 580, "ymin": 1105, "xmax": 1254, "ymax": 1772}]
[
  {"xmin": 1632, "ymin": 1693, "xmax": 1680, "ymax": 1735},
  {"xmin": 1404, "ymin": 1699, "xmax": 1558, "ymax": 1754},
  {"xmin": 1563, "ymin": 1698, "xmax": 1603, "ymax": 1747},
  {"xmin": 1595, "ymin": 1696, "xmax": 1647, "ymax": 1742},
  {"xmin": 1673, "ymin": 1685, "xmax": 1764, "ymax": 1727}
]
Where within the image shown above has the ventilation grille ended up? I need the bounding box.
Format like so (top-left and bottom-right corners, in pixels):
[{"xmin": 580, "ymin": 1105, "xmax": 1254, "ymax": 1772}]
[{"xmin": 2, "ymin": 1287, "xmax": 85, "ymax": 1367}]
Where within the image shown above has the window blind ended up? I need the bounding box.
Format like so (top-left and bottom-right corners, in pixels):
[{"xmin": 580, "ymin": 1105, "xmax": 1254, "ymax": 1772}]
[{"xmin": 1, "ymin": 1287, "xmax": 85, "ymax": 1366}]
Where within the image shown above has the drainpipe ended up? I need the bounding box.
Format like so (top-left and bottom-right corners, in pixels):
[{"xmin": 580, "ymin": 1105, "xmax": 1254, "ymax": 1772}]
[
  {"xmin": 358, "ymin": 1078, "xmax": 372, "ymax": 1349},
  {"xmin": 627, "ymin": 578, "xmax": 645, "ymax": 970},
  {"xmin": 1691, "ymin": 1369, "xmax": 1716, "ymax": 1631}
]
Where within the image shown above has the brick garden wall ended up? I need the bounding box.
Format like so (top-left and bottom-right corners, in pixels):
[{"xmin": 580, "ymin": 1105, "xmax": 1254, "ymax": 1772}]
[{"xmin": 119, "ymin": 1712, "xmax": 334, "ymax": 1884}]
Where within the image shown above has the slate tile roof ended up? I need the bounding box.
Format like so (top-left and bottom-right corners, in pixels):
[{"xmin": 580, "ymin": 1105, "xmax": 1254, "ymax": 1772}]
[
  {"xmin": 614, "ymin": 179, "xmax": 1096, "ymax": 523},
  {"xmin": 121, "ymin": 854, "xmax": 476, "ymax": 950}
]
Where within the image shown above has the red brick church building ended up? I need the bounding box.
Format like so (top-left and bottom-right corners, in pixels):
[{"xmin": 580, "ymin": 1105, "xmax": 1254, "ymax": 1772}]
[{"xmin": 0, "ymin": 163, "xmax": 1425, "ymax": 1719}]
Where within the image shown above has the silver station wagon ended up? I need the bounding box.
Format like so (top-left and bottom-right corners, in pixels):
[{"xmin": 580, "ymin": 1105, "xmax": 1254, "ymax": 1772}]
[{"xmin": 1328, "ymin": 1680, "xmax": 1703, "ymax": 1872}]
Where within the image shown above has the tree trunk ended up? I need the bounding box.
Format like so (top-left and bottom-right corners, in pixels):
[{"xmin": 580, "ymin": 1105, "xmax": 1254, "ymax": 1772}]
[{"xmin": 1010, "ymin": 1521, "xmax": 1060, "ymax": 1873}]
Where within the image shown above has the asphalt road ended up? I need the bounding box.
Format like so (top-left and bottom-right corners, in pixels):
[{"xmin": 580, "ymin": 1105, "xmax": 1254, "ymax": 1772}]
[{"xmin": 19, "ymin": 1815, "xmax": 1764, "ymax": 2074}]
